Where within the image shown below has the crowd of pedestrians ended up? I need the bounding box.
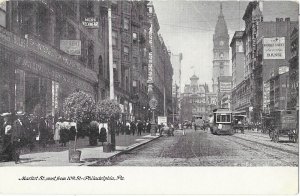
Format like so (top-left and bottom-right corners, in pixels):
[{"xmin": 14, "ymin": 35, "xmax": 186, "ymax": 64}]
[
  {"xmin": 115, "ymin": 120, "xmax": 151, "ymax": 136},
  {"xmin": 0, "ymin": 112, "xmax": 81, "ymax": 163},
  {"xmin": 1, "ymin": 111, "xmax": 178, "ymax": 164}
]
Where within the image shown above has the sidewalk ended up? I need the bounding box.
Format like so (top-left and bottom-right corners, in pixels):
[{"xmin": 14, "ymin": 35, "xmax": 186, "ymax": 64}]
[
  {"xmin": 233, "ymin": 129, "xmax": 298, "ymax": 154},
  {"xmin": 0, "ymin": 133, "xmax": 161, "ymax": 166}
]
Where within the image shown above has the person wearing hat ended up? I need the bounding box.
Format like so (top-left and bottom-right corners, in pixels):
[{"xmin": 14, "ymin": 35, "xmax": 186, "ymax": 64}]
[
  {"xmin": 1, "ymin": 113, "xmax": 13, "ymax": 161},
  {"xmin": 11, "ymin": 111, "xmax": 24, "ymax": 163},
  {"xmin": 39, "ymin": 117, "xmax": 48, "ymax": 148}
]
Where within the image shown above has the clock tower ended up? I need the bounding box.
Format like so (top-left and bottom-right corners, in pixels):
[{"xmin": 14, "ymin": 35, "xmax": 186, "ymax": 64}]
[{"xmin": 212, "ymin": 3, "xmax": 230, "ymax": 93}]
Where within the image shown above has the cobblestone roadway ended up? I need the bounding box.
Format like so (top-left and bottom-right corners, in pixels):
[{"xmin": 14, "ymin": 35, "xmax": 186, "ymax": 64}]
[{"xmin": 106, "ymin": 129, "xmax": 298, "ymax": 166}]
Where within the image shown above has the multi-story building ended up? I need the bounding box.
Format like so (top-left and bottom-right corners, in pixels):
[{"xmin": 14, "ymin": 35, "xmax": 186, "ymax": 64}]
[
  {"xmin": 269, "ymin": 71, "xmax": 289, "ymax": 112},
  {"xmin": 288, "ymin": 26, "xmax": 298, "ymax": 110},
  {"xmin": 205, "ymin": 92, "xmax": 217, "ymax": 118},
  {"xmin": 212, "ymin": 3, "xmax": 230, "ymax": 93},
  {"xmin": 180, "ymin": 75, "xmax": 210, "ymax": 122},
  {"xmin": 100, "ymin": 1, "xmax": 150, "ymax": 122},
  {"xmin": 0, "ymin": 1, "xmax": 106, "ymax": 118},
  {"xmin": 217, "ymin": 76, "xmax": 232, "ymax": 109},
  {"xmin": 171, "ymin": 52, "xmax": 183, "ymax": 123},
  {"xmin": 254, "ymin": 18, "xmax": 297, "ymax": 119},
  {"xmin": 242, "ymin": 1, "xmax": 298, "ymax": 122},
  {"xmin": 242, "ymin": 1, "xmax": 263, "ymax": 122},
  {"xmin": 230, "ymin": 31, "xmax": 248, "ymax": 114},
  {"xmin": 147, "ymin": 3, "xmax": 173, "ymax": 120},
  {"xmin": 230, "ymin": 31, "xmax": 245, "ymax": 89}
]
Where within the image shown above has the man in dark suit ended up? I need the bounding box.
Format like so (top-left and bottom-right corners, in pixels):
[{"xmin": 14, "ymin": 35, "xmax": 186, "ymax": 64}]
[{"xmin": 12, "ymin": 111, "xmax": 24, "ymax": 164}]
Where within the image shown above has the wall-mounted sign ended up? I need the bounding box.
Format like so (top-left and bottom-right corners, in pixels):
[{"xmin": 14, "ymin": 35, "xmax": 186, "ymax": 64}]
[
  {"xmin": 219, "ymin": 82, "xmax": 232, "ymax": 93},
  {"xmin": 263, "ymin": 37, "xmax": 285, "ymax": 59},
  {"xmin": 82, "ymin": 17, "xmax": 99, "ymax": 28},
  {"xmin": 60, "ymin": 40, "xmax": 81, "ymax": 56},
  {"xmin": 278, "ymin": 66, "xmax": 289, "ymax": 75},
  {"xmin": 147, "ymin": 23, "xmax": 153, "ymax": 84}
]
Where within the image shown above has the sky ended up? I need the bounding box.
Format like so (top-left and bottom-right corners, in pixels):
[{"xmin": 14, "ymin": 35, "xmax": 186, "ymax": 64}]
[{"xmin": 152, "ymin": 0, "xmax": 299, "ymax": 92}]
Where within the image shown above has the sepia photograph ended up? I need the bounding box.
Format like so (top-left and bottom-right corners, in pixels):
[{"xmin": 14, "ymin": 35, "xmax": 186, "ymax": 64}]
[{"xmin": 0, "ymin": 0, "xmax": 298, "ymax": 194}]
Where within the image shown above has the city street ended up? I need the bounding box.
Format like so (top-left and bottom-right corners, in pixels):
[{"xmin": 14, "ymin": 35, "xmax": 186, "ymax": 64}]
[{"xmin": 107, "ymin": 129, "xmax": 298, "ymax": 166}]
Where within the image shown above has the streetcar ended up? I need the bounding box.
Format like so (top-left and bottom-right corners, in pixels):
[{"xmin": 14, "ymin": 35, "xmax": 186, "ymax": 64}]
[{"xmin": 210, "ymin": 108, "xmax": 234, "ymax": 135}]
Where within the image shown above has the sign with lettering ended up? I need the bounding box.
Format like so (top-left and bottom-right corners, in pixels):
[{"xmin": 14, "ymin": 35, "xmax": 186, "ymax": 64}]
[
  {"xmin": 60, "ymin": 40, "xmax": 81, "ymax": 56},
  {"xmin": 14, "ymin": 56, "xmax": 95, "ymax": 93},
  {"xmin": 263, "ymin": 81, "xmax": 270, "ymax": 110},
  {"xmin": 27, "ymin": 36, "xmax": 97, "ymax": 83},
  {"xmin": 148, "ymin": 23, "xmax": 153, "ymax": 84},
  {"xmin": 219, "ymin": 82, "xmax": 232, "ymax": 93},
  {"xmin": 278, "ymin": 66, "xmax": 289, "ymax": 75},
  {"xmin": 157, "ymin": 116, "xmax": 167, "ymax": 126},
  {"xmin": 263, "ymin": 37, "xmax": 285, "ymax": 59},
  {"xmin": 82, "ymin": 17, "xmax": 99, "ymax": 28}
]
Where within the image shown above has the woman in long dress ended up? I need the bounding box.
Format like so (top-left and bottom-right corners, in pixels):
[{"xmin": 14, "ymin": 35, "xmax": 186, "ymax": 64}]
[{"xmin": 54, "ymin": 117, "xmax": 62, "ymax": 144}]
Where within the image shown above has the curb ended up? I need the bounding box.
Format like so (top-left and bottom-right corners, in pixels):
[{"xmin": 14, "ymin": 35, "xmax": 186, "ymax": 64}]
[{"xmin": 85, "ymin": 135, "xmax": 162, "ymax": 166}]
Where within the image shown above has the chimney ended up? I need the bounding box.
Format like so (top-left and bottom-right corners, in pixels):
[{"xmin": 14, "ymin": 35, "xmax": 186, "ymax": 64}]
[{"xmin": 285, "ymin": 17, "xmax": 290, "ymax": 21}]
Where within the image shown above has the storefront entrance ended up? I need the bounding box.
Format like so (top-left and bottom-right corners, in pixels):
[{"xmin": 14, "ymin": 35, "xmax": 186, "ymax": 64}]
[{"xmin": 15, "ymin": 69, "xmax": 60, "ymax": 118}]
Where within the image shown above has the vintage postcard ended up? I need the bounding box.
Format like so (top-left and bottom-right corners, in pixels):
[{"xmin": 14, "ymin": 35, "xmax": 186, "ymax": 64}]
[{"xmin": 0, "ymin": 0, "xmax": 298, "ymax": 194}]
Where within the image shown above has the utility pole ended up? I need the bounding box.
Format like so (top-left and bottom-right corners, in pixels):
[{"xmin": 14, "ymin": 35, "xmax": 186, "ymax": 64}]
[
  {"xmin": 107, "ymin": 0, "xmax": 115, "ymax": 151},
  {"xmin": 108, "ymin": 1, "xmax": 114, "ymax": 100}
]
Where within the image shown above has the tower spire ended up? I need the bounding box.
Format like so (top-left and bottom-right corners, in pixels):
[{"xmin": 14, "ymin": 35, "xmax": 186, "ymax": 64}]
[{"xmin": 220, "ymin": 2, "xmax": 223, "ymax": 16}]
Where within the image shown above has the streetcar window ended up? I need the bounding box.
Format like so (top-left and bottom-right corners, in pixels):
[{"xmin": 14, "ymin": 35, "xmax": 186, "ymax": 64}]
[{"xmin": 216, "ymin": 114, "xmax": 231, "ymax": 123}]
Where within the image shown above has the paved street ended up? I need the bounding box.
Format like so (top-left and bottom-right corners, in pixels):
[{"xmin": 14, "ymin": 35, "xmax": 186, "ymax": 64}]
[{"xmin": 106, "ymin": 129, "xmax": 298, "ymax": 166}]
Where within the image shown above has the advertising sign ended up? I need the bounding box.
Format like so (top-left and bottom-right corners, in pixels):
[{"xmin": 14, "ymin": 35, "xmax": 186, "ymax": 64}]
[
  {"xmin": 60, "ymin": 40, "xmax": 81, "ymax": 56},
  {"xmin": 147, "ymin": 23, "xmax": 153, "ymax": 84},
  {"xmin": 263, "ymin": 37, "xmax": 285, "ymax": 59},
  {"xmin": 263, "ymin": 81, "xmax": 270, "ymax": 111},
  {"xmin": 82, "ymin": 17, "xmax": 99, "ymax": 28},
  {"xmin": 158, "ymin": 116, "xmax": 167, "ymax": 126},
  {"xmin": 278, "ymin": 66, "xmax": 289, "ymax": 75},
  {"xmin": 219, "ymin": 82, "xmax": 231, "ymax": 93}
]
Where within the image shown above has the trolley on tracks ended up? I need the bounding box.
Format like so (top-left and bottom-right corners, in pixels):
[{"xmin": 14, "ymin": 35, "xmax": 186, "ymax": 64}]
[
  {"xmin": 268, "ymin": 110, "xmax": 298, "ymax": 143},
  {"xmin": 210, "ymin": 108, "xmax": 234, "ymax": 135}
]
